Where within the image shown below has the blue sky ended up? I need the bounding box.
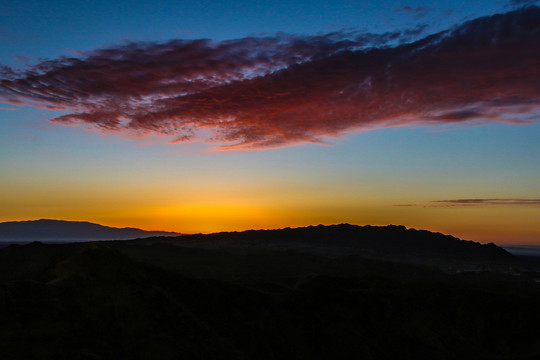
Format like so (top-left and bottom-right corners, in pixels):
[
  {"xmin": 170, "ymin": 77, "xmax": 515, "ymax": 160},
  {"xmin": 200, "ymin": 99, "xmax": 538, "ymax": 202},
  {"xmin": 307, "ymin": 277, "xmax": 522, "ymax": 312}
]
[
  {"xmin": 1, "ymin": 0, "xmax": 539, "ymax": 243},
  {"xmin": 0, "ymin": 0, "xmax": 516, "ymax": 66}
]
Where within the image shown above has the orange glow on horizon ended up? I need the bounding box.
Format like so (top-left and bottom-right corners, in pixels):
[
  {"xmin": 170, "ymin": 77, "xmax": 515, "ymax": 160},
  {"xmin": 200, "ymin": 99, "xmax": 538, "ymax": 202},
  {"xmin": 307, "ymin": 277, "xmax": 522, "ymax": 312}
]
[
  {"xmin": 3, "ymin": 201, "xmax": 538, "ymax": 245},
  {"xmin": 2, "ymin": 166, "xmax": 539, "ymax": 245}
]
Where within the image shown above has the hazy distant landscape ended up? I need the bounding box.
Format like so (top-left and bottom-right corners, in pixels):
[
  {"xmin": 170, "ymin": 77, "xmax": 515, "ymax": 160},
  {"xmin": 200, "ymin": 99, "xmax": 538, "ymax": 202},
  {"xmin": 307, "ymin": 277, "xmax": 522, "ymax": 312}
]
[
  {"xmin": 0, "ymin": 219, "xmax": 182, "ymax": 244},
  {"xmin": 1, "ymin": 220, "xmax": 540, "ymax": 359}
]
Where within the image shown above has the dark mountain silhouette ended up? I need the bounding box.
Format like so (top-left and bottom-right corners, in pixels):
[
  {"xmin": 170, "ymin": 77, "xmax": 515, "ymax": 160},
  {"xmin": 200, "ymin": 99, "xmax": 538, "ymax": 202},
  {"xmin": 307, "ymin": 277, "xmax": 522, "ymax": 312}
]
[
  {"xmin": 0, "ymin": 219, "xmax": 181, "ymax": 243},
  {"xmin": 122, "ymin": 224, "xmax": 515, "ymax": 272},
  {"xmin": 1, "ymin": 224, "xmax": 539, "ymax": 359}
]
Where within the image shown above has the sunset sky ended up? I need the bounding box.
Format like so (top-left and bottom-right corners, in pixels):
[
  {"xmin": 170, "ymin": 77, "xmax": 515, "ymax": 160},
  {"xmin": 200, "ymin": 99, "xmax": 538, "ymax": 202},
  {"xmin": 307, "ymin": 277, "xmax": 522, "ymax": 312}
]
[{"xmin": 1, "ymin": 0, "xmax": 539, "ymax": 244}]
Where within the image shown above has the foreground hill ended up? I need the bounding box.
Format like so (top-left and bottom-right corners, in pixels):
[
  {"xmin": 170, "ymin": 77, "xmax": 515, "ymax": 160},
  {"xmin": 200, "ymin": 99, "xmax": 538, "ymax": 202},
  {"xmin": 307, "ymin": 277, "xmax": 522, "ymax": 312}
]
[
  {"xmin": 117, "ymin": 224, "xmax": 515, "ymax": 274},
  {"xmin": 1, "ymin": 225, "xmax": 539, "ymax": 359},
  {"xmin": 0, "ymin": 219, "xmax": 181, "ymax": 243}
]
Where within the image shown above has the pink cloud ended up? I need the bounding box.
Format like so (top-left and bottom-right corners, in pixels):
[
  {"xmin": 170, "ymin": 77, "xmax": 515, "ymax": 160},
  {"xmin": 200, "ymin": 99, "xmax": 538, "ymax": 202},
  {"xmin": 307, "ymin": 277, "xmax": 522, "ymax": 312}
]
[{"xmin": 1, "ymin": 6, "xmax": 539, "ymax": 150}]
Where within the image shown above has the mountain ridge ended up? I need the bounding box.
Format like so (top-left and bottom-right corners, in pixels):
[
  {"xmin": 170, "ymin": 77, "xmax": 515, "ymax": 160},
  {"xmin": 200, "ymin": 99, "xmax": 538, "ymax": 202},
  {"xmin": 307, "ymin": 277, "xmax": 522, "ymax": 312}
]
[
  {"xmin": 117, "ymin": 223, "xmax": 515, "ymax": 273},
  {"xmin": 0, "ymin": 219, "xmax": 181, "ymax": 242}
]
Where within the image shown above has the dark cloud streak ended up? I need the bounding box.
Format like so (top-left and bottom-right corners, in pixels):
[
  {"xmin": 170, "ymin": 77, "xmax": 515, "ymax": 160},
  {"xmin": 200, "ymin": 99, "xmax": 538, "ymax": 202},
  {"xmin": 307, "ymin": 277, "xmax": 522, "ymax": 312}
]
[
  {"xmin": 394, "ymin": 6, "xmax": 430, "ymax": 14},
  {"xmin": 433, "ymin": 199, "xmax": 540, "ymax": 206},
  {"xmin": 510, "ymin": 0, "xmax": 539, "ymax": 6},
  {"xmin": 1, "ymin": 6, "xmax": 539, "ymax": 150},
  {"xmin": 395, "ymin": 198, "xmax": 540, "ymax": 207}
]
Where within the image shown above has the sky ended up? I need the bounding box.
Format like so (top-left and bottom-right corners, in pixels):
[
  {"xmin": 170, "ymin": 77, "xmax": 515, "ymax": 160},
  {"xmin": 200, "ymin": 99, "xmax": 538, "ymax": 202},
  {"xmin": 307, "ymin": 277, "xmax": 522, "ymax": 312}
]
[{"xmin": 1, "ymin": 0, "xmax": 539, "ymax": 244}]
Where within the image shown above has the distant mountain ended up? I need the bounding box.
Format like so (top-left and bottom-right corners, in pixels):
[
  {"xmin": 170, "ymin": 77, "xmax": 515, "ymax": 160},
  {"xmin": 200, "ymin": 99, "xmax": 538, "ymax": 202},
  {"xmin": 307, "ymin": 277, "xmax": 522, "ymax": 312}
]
[
  {"xmin": 0, "ymin": 219, "xmax": 181, "ymax": 243},
  {"xmin": 501, "ymin": 245, "xmax": 540, "ymax": 257}
]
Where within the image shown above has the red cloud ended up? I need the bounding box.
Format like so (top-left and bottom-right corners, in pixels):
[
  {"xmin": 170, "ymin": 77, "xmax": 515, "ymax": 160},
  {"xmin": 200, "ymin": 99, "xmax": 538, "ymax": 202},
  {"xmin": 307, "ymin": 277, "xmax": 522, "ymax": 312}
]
[{"xmin": 1, "ymin": 6, "xmax": 539, "ymax": 150}]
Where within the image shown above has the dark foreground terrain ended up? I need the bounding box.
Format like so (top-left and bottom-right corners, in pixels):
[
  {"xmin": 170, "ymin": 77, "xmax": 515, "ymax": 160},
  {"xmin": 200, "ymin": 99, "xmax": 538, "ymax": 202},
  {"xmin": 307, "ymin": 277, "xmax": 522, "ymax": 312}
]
[{"xmin": 1, "ymin": 224, "xmax": 539, "ymax": 359}]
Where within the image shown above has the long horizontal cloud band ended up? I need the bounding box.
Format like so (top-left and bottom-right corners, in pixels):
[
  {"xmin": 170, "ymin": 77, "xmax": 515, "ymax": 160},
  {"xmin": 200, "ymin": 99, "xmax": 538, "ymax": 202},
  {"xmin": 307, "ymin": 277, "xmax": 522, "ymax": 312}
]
[
  {"xmin": 434, "ymin": 199, "xmax": 540, "ymax": 206},
  {"xmin": 1, "ymin": 6, "xmax": 539, "ymax": 149},
  {"xmin": 394, "ymin": 198, "xmax": 540, "ymax": 207}
]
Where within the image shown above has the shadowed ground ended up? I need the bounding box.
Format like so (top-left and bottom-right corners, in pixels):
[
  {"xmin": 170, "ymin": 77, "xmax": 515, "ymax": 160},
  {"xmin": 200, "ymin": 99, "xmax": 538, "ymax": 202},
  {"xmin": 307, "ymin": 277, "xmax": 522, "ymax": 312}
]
[{"xmin": 0, "ymin": 225, "xmax": 539, "ymax": 359}]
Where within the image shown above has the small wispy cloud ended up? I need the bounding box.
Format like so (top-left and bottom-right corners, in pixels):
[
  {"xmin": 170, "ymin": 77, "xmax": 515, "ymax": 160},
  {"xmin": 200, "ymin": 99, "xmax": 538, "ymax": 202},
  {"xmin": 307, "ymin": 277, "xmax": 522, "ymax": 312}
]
[
  {"xmin": 433, "ymin": 199, "xmax": 540, "ymax": 206},
  {"xmin": 509, "ymin": 0, "xmax": 539, "ymax": 7},
  {"xmin": 395, "ymin": 198, "xmax": 540, "ymax": 208},
  {"xmin": 394, "ymin": 6, "xmax": 431, "ymax": 15},
  {"xmin": 0, "ymin": 6, "xmax": 539, "ymax": 150}
]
